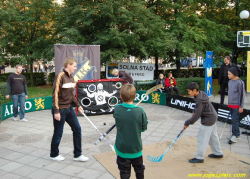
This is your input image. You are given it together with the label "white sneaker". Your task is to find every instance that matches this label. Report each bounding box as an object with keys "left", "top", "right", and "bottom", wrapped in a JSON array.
[
  {"left": 50, "top": 155, "right": 65, "bottom": 161},
  {"left": 13, "top": 117, "right": 17, "bottom": 121},
  {"left": 73, "top": 155, "right": 89, "bottom": 162},
  {"left": 230, "top": 135, "right": 237, "bottom": 143},
  {"left": 20, "top": 118, "right": 28, "bottom": 122}
]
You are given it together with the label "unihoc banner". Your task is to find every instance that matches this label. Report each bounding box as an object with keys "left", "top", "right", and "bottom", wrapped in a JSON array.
[
  {"left": 134, "top": 91, "right": 166, "bottom": 105},
  {"left": 118, "top": 63, "right": 154, "bottom": 81},
  {"left": 205, "top": 51, "right": 213, "bottom": 97},
  {"left": 212, "top": 103, "right": 250, "bottom": 130},
  {"left": 54, "top": 45, "right": 100, "bottom": 81},
  {"left": 166, "top": 95, "right": 196, "bottom": 113},
  {"left": 1, "top": 97, "right": 53, "bottom": 122}
]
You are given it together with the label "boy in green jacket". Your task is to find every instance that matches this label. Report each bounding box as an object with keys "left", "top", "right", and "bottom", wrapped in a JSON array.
[{"left": 114, "top": 84, "right": 148, "bottom": 179}]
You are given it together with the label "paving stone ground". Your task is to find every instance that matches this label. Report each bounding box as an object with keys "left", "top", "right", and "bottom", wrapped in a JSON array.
[{"left": 0, "top": 93, "right": 250, "bottom": 179}]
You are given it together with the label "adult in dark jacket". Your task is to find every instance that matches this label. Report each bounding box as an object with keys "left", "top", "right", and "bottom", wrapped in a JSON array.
[
  {"left": 218, "top": 56, "right": 236, "bottom": 104},
  {"left": 112, "top": 69, "right": 134, "bottom": 84}
]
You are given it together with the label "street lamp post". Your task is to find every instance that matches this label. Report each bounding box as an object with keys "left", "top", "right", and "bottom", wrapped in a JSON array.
[
  {"left": 239, "top": 10, "right": 250, "bottom": 70},
  {"left": 240, "top": 10, "right": 249, "bottom": 30}
]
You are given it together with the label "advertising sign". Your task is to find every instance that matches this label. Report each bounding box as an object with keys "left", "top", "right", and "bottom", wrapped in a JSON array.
[
  {"left": 205, "top": 51, "right": 213, "bottom": 96},
  {"left": 54, "top": 45, "right": 100, "bottom": 81},
  {"left": 134, "top": 91, "right": 166, "bottom": 105},
  {"left": 1, "top": 97, "right": 52, "bottom": 122}
]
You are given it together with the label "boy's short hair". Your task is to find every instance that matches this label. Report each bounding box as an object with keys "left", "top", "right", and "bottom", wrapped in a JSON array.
[
  {"left": 187, "top": 82, "right": 199, "bottom": 91},
  {"left": 120, "top": 84, "right": 136, "bottom": 102},
  {"left": 168, "top": 72, "right": 172, "bottom": 77},
  {"left": 159, "top": 73, "right": 164, "bottom": 77},
  {"left": 63, "top": 57, "right": 77, "bottom": 68}
]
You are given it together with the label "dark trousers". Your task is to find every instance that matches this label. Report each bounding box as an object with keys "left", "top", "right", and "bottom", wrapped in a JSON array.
[
  {"left": 50, "top": 107, "right": 82, "bottom": 158},
  {"left": 167, "top": 86, "right": 180, "bottom": 95},
  {"left": 116, "top": 155, "right": 145, "bottom": 179},
  {"left": 220, "top": 82, "right": 228, "bottom": 104}
]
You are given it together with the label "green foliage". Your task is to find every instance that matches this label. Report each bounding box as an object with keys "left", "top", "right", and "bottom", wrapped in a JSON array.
[
  {"left": 0, "top": 73, "right": 46, "bottom": 86},
  {"left": 48, "top": 72, "right": 55, "bottom": 85},
  {"left": 59, "top": 0, "right": 169, "bottom": 64},
  {"left": 177, "top": 78, "right": 205, "bottom": 95},
  {"left": 0, "top": 82, "right": 11, "bottom": 105},
  {"left": 135, "top": 77, "right": 205, "bottom": 95}
]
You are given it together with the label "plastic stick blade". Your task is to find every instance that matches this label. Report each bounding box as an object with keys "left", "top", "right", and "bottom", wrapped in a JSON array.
[{"left": 147, "top": 155, "right": 163, "bottom": 162}]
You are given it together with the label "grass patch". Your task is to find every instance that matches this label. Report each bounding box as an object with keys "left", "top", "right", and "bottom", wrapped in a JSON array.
[{"left": 28, "top": 85, "right": 53, "bottom": 99}]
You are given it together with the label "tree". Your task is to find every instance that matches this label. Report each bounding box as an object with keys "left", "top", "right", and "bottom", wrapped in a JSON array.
[
  {"left": 0, "top": 0, "right": 61, "bottom": 86},
  {"left": 146, "top": 0, "right": 233, "bottom": 77},
  {"left": 58, "top": 0, "right": 170, "bottom": 71}
]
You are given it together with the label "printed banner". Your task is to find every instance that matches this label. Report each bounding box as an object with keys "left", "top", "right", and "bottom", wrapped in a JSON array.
[
  {"left": 117, "top": 63, "right": 154, "bottom": 81},
  {"left": 212, "top": 103, "right": 250, "bottom": 130},
  {"left": 205, "top": 51, "right": 213, "bottom": 96},
  {"left": 247, "top": 51, "right": 250, "bottom": 92},
  {"left": 166, "top": 95, "right": 195, "bottom": 113},
  {"left": 134, "top": 91, "right": 166, "bottom": 105},
  {"left": 1, "top": 97, "right": 52, "bottom": 122},
  {"left": 54, "top": 45, "right": 100, "bottom": 81}
]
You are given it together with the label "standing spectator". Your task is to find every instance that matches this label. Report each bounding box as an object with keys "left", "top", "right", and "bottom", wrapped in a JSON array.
[
  {"left": 44, "top": 64, "right": 48, "bottom": 73},
  {"left": 227, "top": 66, "right": 245, "bottom": 143},
  {"left": 218, "top": 56, "right": 236, "bottom": 104},
  {"left": 50, "top": 57, "right": 88, "bottom": 162},
  {"left": 112, "top": 69, "right": 134, "bottom": 84},
  {"left": 39, "top": 63, "right": 44, "bottom": 72},
  {"left": 34, "top": 64, "right": 38, "bottom": 72},
  {"left": 1, "top": 64, "right": 5, "bottom": 74},
  {"left": 48, "top": 64, "right": 52, "bottom": 73},
  {"left": 165, "top": 72, "right": 181, "bottom": 95},
  {"left": 5, "top": 65, "right": 28, "bottom": 122}
]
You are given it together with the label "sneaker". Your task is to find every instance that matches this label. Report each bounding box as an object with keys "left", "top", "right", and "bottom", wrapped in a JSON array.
[
  {"left": 50, "top": 155, "right": 65, "bottom": 161},
  {"left": 208, "top": 154, "right": 223, "bottom": 158},
  {"left": 20, "top": 118, "right": 28, "bottom": 122},
  {"left": 13, "top": 117, "right": 17, "bottom": 121},
  {"left": 189, "top": 158, "right": 204, "bottom": 163},
  {"left": 230, "top": 135, "right": 237, "bottom": 143},
  {"left": 236, "top": 136, "right": 241, "bottom": 140},
  {"left": 73, "top": 155, "right": 89, "bottom": 162}
]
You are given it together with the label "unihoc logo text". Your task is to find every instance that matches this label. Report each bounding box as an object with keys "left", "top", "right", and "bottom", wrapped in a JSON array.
[{"left": 170, "top": 98, "right": 195, "bottom": 109}]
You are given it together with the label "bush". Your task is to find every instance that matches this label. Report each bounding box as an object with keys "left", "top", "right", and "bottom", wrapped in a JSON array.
[
  {"left": 48, "top": 72, "right": 55, "bottom": 84},
  {"left": 0, "top": 72, "right": 46, "bottom": 86},
  {"left": 157, "top": 67, "right": 247, "bottom": 79},
  {"left": 134, "top": 78, "right": 205, "bottom": 95},
  {"left": 0, "top": 82, "right": 11, "bottom": 105}
]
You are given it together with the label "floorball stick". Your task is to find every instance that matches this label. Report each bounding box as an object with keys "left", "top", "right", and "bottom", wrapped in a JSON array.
[
  {"left": 219, "top": 111, "right": 231, "bottom": 141},
  {"left": 80, "top": 111, "right": 115, "bottom": 151},
  {"left": 94, "top": 84, "right": 163, "bottom": 145},
  {"left": 147, "top": 129, "right": 184, "bottom": 162}
]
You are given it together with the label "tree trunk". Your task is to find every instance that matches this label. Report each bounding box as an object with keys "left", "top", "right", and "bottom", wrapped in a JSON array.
[
  {"left": 154, "top": 55, "right": 159, "bottom": 79},
  {"left": 30, "top": 58, "right": 34, "bottom": 86},
  {"left": 175, "top": 49, "right": 181, "bottom": 78}
]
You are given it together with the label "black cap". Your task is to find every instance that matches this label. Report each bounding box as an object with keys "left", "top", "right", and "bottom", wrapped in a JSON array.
[{"left": 228, "top": 66, "right": 241, "bottom": 77}]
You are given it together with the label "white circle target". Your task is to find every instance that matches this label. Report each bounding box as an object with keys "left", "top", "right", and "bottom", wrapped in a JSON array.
[
  {"left": 88, "top": 84, "right": 96, "bottom": 92},
  {"left": 108, "top": 96, "right": 118, "bottom": 106},
  {"left": 81, "top": 97, "right": 91, "bottom": 107},
  {"left": 115, "top": 82, "right": 122, "bottom": 89}
]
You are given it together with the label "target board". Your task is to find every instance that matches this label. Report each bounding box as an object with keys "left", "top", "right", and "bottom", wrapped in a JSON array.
[{"left": 76, "top": 79, "right": 125, "bottom": 115}]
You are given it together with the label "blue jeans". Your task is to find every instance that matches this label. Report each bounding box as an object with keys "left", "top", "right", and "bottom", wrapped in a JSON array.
[
  {"left": 50, "top": 107, "right": 82, "bottom": 158},
  {"left": 11, "top": 93, "right": 26, "bottom": 119},
  {"left": 229, "top": 108, "right": 240, "bottom": 137}
]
